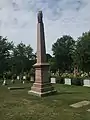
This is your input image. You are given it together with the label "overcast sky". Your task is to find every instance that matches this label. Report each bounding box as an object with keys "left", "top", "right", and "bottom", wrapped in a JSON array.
[{"left": 0, "top": 0, "right": 90, "bottom": 54}]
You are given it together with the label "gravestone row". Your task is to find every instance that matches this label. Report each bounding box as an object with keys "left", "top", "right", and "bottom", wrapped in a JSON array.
[
  {"left": 1, "top": 76, "right": 34, "bottom": 86},
  {"left": 1, "top": 75, "right": 90, "bottom": 88},
  {"left": 64, "top": 78, "right": 90, "bottom": 87},
  {"left": 50, "top": 77, "right": 90, "bottom": 87}
]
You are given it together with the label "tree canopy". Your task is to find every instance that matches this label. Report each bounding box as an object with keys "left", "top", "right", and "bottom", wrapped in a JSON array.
[
  {"left": 74, "top": 31, "right": 90, "bottom": 72},
  {"left": 0, "top": 36, "right": 13, "bottom": 74},
  {"left": 52, "top": 35, "right": 75, "bottom": 73},
  {"left": 0, "top": 30, "right": 90, "bottom": 77}
]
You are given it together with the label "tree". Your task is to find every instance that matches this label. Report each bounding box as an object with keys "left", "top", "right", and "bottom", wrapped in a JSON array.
[
  {"left": 49, "top": 57, "right": 57, "bottom": 74},
  {"left": 11, "top": 42, "right": 35, "bottom": 75},
  {"left": 52, "top": 35, "right": 75, "bottom": 74},
  {"left": 0, "top": 36, "right": 13, "bottom": 74},
  {"left": 46, "top": 53, "right": 57, "bottom": 74},
  {"left": 46, "top": 53, "right": 52, "bottom": 62},
  {"left": 75, "top": 31, "right": 90, "bottom": 72}
]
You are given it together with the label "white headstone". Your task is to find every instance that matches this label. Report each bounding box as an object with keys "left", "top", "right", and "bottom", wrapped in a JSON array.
[
  {"left": 30, "top": 76, "right": 34, "bottom": 82},
  {"left": 17, "top": 76, "right": 19, "bottom": 80},
  {"left": 87, "top": 109, "right": 90, "bottom": 112},
  {"left": 23, "top": 76, "right": 26, "bottom": 80},
  {"left": 11, "top": 79, "right": 14, "bottom": 83},
  {"left": 51, "top": 77, "right": 56, "bottom": 84},
  {"left": 65, "top": 78, "right": 71, "bottom": 85},
  {"left": 2, "top": 80, "right": 6, "bottom": 85},
  {"left": 83, "top": 79, "right": 90, "bottom": 87},
  {"left": 23, "top": 81, "right": 25, "bottom": 84}
]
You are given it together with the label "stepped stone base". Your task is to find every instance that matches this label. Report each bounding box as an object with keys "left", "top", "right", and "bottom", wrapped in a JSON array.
[
  {"left": 28, "top": 83, "right": 56, "bottom": 97},
  {"left": 28, "top": 89, "right": 56, "bottom": 97}
]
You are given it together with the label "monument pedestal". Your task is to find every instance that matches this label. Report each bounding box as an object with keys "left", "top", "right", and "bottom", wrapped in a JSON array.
[
  {"left": 28, "top": 89, "right": 56, "bottom": 97},
  {"left": 28, "top": 63, "right": 56, "bottom": 97}
]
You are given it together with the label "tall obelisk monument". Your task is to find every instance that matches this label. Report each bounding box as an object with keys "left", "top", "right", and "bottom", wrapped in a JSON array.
[{"left": 28, "top": 11, "right": 56, "bottom": 97}]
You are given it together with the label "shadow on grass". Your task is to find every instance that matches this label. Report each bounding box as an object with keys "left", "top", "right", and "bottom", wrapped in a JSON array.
[
  {"left": 44, "top": 91, "right": 83, "bottom": 97},
  {"left": 58, "top": 91, "right": 83, "bottom": 95}
]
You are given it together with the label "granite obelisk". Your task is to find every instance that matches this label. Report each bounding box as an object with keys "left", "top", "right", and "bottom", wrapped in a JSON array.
[{"left": 28, "top": 11, "right": 56, "bottom": 97}]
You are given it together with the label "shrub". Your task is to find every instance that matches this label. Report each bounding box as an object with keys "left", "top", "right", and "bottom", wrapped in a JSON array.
[{"left": 71, "top": 77, "right": 83, "bottom": 86}]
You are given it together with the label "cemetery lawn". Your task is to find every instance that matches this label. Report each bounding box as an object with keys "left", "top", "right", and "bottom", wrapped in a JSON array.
[{"left": 0, "top": 83, "right": 90, "bottom": 120}]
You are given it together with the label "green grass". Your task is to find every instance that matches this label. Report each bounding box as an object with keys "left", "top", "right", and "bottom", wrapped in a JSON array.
[{"left": 0, "top": 81, "right": 90, "bottom": 120}]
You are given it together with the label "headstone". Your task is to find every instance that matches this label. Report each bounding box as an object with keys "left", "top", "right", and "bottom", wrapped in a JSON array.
[
  {"left": 11, "top": 79, "right": 15, "bottom": 84},
  {"left": 23, "top": 81, "right": 25, "bottom": 84},
  {"left": 83, "top": 79, "right": 90, "bottom": 87},
  {"left": 51, "top": 77, "right": 56, "bottom": 83},
  {"left": 87, "top": 109, "right": 90, "bottom": 112},
  {"left": 70, "top": 101, "right": 90, "bottom": 108},
  {"left": 17, "top": 76, "right": 19, "bottom": 80},
  {"left": 30, "top": 76, "right": 34, "bottom": 82},
  {"left": 65, "top": 78, "right": 71, "bottom": 85},
  {"left": 23, "top": 76, "right": 26, "bottom": 80},
  {"left": 2, "top": 80, "right": 7, "bottom": 85}
]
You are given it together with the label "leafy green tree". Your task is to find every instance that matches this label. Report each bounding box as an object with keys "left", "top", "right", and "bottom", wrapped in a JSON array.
[
  {"left": 75, "top": 31, "right": 90, "bottom": 72},
  {"left": 46, "top": 53, "right": 52, "bottom": 62},
  {"left": 52, "top": 35, "right": 75, "bottom": 74},
  {"left": 25, "top": 45, "right": 36, "bottom": 73},
  {"left": 0, "top": 36, "right": 13, "bottom": 74},
  {"left": 49, "top": 57, "right": 57, "bottom": 74},
  {"left": 46, "top": 53, "right": 57, "bottom": 74},
  {"left": 10, "top": 42, "right": 35, "bottom": 75}
]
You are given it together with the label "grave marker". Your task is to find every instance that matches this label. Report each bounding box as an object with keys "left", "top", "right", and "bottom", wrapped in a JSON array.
[
  {"left": 2, "top": 80, "right": 7, "bottom": 85},
  {"left": 65, "top": 78, "right": 71, "bottom": 85},
  {"left": 83, "top": 79, "right": 90, "bottom": 87},
  {"left": 51, "top": 78, "right": 56, "bottom": 83},
  {"left": 70, "top": 101, "right": 90, "bottom": 108}
]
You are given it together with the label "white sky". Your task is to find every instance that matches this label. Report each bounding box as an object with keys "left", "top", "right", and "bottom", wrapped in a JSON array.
[{"left": 0, "top": 0, "right": 90, "bottom": 54}]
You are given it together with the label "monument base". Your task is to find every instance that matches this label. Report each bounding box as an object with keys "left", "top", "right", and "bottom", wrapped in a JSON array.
[
  {"left": 28, "top": 89, "right": 56, "bottom": 97},
  {"left": 28, "top": 82, "right": 57, "bottom": 97}
]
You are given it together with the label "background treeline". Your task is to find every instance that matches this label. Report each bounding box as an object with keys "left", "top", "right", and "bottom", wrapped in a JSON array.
[{"left": 0, "top": 30, "right": 90, "bottom": 79}]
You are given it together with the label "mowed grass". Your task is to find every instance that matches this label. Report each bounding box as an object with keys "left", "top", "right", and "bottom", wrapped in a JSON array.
[{"left": 0, "top": 81, "right": 90, "bottom": 120}]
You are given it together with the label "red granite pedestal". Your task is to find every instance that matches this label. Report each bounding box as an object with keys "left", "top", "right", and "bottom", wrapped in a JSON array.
[
  {"left": 28, "top": 11, "right": 56, "bottom": 97},
  {"left": 28, "top": 63, "right": 56, "bottom": 97}
]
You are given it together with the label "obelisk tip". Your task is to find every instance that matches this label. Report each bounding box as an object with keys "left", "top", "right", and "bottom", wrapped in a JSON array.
[{"left": 37, "top": 11, "right": 43, "bottom": 23}]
